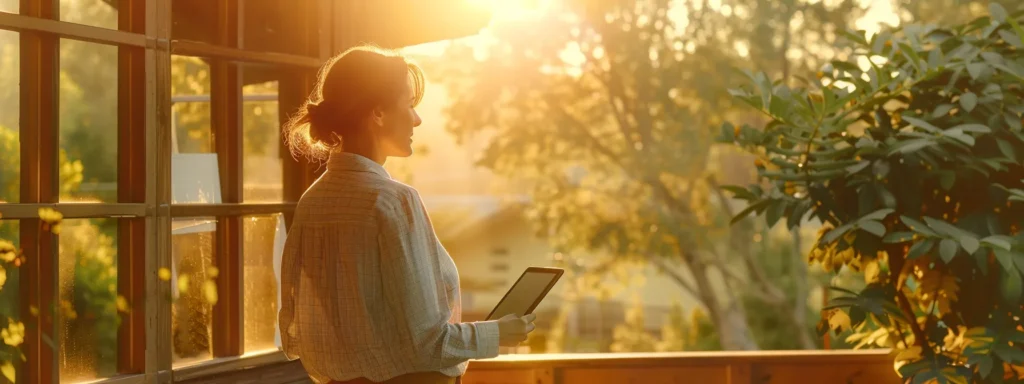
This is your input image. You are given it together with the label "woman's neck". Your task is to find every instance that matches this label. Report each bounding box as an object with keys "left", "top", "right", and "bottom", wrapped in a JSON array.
[{"left": 340, "top": 142, "right": 385, "bottom": 166}]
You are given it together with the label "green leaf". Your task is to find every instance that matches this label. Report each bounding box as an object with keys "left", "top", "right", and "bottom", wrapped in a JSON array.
[
  {"left": 890, "top": 139, "right": 936, "bottom": 155},
  {"left": 982, "top": 235, "right": 1014, "bottom": 251},
  {"left": 959, "top": 92, "right": 978, "bottom": 112},
  {"left": 722, "top": 185, "right": 757, "bottom": 201},
  {"left": 899, "top": 42, "right": 923, "bottom": 70},
  {"left": 960, "top": 235, "right": 980, "bottom": 254},
  {"left": 927, "top": 47, "right": 944, "bottom": 69},
  {"left": 999, "top": 30, "right": 1024, "bottom": 49},
  {"left": 849, "top": 306, "right": 866, "bottom": 327},
  {"left": 940, "top": 238, "right": 959, "bottom": 263},
  {"left": 765, "top": 200, "right": 786, "bottom": 228},
  {"left": 883, "top": 231, "right": 915, "bottom": 243},
  {"left": 878, "top": 185, "right": 897, "bottom": 208},
  {"left": 860, "top": 220, "right": 886, "bottom": 237},
  {"left": 1000, "top": 269, "right": 1023, "bottom": 306},
  {"left": 846, "top": 160, "right": 870, "bottom": 174},
  {"left": 945, "top": 131, "right": 976, "bottom": 146},
  {"left": 990, "top": 3, "right": 1008, "bottom": 22},
  {"left": 907, "top": 239, "right": 934, "bottom": 259},
  {"left": 731, "top": 199, "right": 771, "bottom": 225},
  {"left": 977, "top": 355, "right": 994, "bottom": 378},
  {"left": 995, "top": 248, "right": 1015, "bottom": 272},
  {"left": 950, "top": 124, "right": 991, "bottom": 133},
  {"left": 967, "top": 63, "right": 987, "bottom": 80},
  {"left": 997, "top": 138, "right": 1017, "bottom": 161},
  {"left": 923, "top": 217, "right": 970, "bottom": 238},
  {"left": 903, "top": 116, "right": 942, "bottom": 133},
  {"left": 931, "top": 104, "right": 954, "bottom": 119},
  {"left": 1009, "top": 17, "right": 1024, "bottom": 47},
  {"left": 824, "top": 222, "right": 856, "bottom": 243},
  {"left": 901, "top": 216, "right": 940, "bottom": 237},
  {"left": 861, "top": 208, "right": 895, "bottom": 221},
  {"left": 994, "top": 342, "right": 1024, "bottom": 363},
  {"left": 939, "top": 171, "right": 956, "bottom": 190}
]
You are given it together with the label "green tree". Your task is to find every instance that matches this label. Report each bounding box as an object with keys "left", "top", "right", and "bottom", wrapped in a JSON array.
[
  {"left": 721, "top": 4, "right": 1024, "bottom": 382},
  {"left": 895, "top": 0, "right": 1020, "bottom": 26},
  {"left": 428, "top": 0, "right": 862, "bottom": 350}
]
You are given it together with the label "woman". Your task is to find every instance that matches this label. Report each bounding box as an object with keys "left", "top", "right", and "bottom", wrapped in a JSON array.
[{"left": 279, "top": 46, "right": 537, "bottom": 384}]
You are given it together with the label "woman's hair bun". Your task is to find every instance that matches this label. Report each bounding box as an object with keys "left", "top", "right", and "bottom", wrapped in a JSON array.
[{"left": 305, "top": 101, "right": 322, "bottom": 117}]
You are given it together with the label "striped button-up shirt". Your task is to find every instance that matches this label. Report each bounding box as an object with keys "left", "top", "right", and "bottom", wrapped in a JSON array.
[{"left": 279, "top": 153, "right": 501, "bottom": 383}]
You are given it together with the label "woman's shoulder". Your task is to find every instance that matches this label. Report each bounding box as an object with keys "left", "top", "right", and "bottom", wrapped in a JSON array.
[{"left": 373, "top": 179, "right": 423, "bottom": 212}]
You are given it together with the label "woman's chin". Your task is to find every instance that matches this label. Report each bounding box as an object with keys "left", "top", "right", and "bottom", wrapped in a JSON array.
[{"left": 390, "top": 147, "right": 414, "bottom": 158}]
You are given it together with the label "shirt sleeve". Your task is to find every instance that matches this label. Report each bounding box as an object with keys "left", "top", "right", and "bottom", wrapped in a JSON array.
[
  {"left": 376, "top": 187, "right": 501, "bottom": 368},
  {"left": 278, "top": 224, "right": 302, "bottom": 361}
]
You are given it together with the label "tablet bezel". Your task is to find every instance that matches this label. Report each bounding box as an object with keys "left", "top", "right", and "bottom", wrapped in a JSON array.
[{"left": 485, "top": 266, "right": 564, "bottom": 320}]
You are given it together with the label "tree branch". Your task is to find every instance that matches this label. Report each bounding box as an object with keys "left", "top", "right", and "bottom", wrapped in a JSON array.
[
  {"left": 648, "top": 256, "right": 700, "bottom": 297},
  {"left": 706, "top": 176, "right": 789, "bottom": 304}
]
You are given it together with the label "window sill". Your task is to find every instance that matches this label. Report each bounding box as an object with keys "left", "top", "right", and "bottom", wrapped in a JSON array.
[{"left": 171, "top": 349, "right": 291, "bottom": 382}]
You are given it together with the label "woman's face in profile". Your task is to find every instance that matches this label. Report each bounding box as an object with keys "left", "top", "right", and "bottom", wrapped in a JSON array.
[{"left": 376, "top": 78, "right": 422, "bottom": 158}]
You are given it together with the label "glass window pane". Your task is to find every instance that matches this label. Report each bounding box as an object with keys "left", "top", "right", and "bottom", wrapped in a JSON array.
[
  {"left": 171, "top": 56, "right": 221, "bottom": 205},
  {"left": 171, "top": 0, "right": 220, "bottom": 46},
  {"left": 171, "top": 217, "right": 216, "bottom": 366},
  {"left": 0, "top": 220, "right": 19, "bottom": 379},
  {"left": 0, "top": 0, "right": 16, "bottom": 13},
  {"left": 60, "top": 0, "right": 118, "bottom": 30},
  {"left": 242, "top": 67, "right": 282, "bottom": 203},
  {"left": 59, "top": 39, "right": 118, "bottom": 203},
  {"left": 58, "top": 218, "right": 119, "bottom": 382},
  {"left": 241, "top": 1, "right": 312, "bottom": 56},
  {"left": 0, "top": 220, "right": 20, "bottom": 317},
  {"left": 242, "top": 214, "right": 286, "bottom": 352},
  {"left": 0, "top": 30, "right": 18, "bottom": 203},
  {"left": 171, "top": 56, "right": 213, "bottom": 154}
]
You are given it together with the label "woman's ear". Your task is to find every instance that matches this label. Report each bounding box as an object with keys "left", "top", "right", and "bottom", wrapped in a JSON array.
[{"left": 371, "top": 108, "right": 385, "bottom": 127}]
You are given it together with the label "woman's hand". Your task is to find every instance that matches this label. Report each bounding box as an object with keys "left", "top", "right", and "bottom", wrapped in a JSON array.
[{"left": 497, "top": 313, "right": 537, "bottom": 347}]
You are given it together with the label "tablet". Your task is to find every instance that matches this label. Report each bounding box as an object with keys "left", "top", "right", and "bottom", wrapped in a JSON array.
[{"left": 486, "top": 267, "right": 564, "bottom": 320}]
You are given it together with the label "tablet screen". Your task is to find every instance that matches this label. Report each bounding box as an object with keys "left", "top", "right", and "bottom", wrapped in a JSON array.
[{"left": 486, "top": 268, "right": 563, "bottom": 320}]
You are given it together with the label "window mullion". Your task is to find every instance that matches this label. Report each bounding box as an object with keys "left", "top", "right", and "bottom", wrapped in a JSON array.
[
  {"left": 117, "top": 0, "right": 149, "bottom": 374},
  {"left": 210, "top": 0, "right": 242, "bottom": 358},
  {"left": 18, "top": 0, "right": 59, "bottom": 383}
]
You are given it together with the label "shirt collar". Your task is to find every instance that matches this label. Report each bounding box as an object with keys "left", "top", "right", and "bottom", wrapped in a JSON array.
[{"left": 327, "top": 152, "right": 392, "bottom": 179}]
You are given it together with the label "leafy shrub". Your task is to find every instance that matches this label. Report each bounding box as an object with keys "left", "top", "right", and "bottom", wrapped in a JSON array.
[{"left": 721, "top": 4, "right": 1024, "bottom": 382}]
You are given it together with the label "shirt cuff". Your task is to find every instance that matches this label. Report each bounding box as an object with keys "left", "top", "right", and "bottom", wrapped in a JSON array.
[{"left": 475, "top": 320, "right": 501, "bottom": 359}]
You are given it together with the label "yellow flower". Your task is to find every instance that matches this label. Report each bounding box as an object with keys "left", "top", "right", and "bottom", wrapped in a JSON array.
[
  {"left": 178, "top": 274, "right": 190, "bottom": 293},
  {"left": 203, "top": 280, "right": 218, "bottom": 305},
  {"left": 1, "top": 321, "right": 25, "bottom": 347},
  {"left": 158, "top": 268, "right": 171, "bottom": 281},
  {"left": 206, "top": 266, "right": 219, "bottom": 279},
  {"left": 0, "top": 266, "right": 6, "bottom": 291},
  {"left": 0, "top": 240, "right": 15, "bottom": 263},
  {"left": 116, "top": 296, "right": 130, "bottom": 313},
  {"left": 50, "top": 223, "right": 62, "bottom": 235},
  {"left": 37, "top": 207, "right": 63, "bottom": 224},
  {"left": 0, "top": 250, "right": 15, "bottom": 263},
  {"left": 28, "top": 306, "right": 39, "bottom": 317},
  {"left": 1, "top": 361, "right": 14, "bottom": 384}
]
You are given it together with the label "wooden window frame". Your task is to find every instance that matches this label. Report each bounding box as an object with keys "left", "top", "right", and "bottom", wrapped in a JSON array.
[{"left": 0, "top": 0, "right": 326, "bottom": 383}]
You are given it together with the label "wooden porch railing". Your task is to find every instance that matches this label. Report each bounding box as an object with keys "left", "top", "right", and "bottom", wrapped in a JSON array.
[
  {"left": 172, "top": 349, "right": 900, "bottom": 383},
  {"left": 462, "top": 350, "right": 900, "bottom": 384}
]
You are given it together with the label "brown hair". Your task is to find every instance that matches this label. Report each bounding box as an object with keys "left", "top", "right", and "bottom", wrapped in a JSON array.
[{"left": 284, "top": 45, "right": 425, "bottom": 161}]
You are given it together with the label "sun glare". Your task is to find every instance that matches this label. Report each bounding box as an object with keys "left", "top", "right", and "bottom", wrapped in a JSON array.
[{"left": 466, "top": 0, "right": 550, "bottom": 19}]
